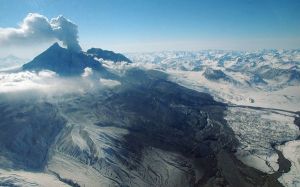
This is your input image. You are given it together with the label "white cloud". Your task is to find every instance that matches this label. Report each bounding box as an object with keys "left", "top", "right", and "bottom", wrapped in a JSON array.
[
  {"left": 0, "top": 71, "right": 86, "bottom": 94},
  {"left": 99, "top": 78, "right": 121, "bottom": 87},
  {"left": 0, "top": 13, "right": 81, "bottom": 52},
  {"left": 38, "top": 70, "right": 57, "bottom": 78},
  {"left": 0, "top": 71, "right": 47, "bottom": 93},
  {"left": 0, "top": 70, "right": 122, "bottom": 95},
  {"left": 81, "top": 67, "right": 93, "bottom": 77}
]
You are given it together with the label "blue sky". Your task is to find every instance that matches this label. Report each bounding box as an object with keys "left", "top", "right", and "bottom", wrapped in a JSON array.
[{"left": 0, "top": 0, "right": 300, "bottom": 55}]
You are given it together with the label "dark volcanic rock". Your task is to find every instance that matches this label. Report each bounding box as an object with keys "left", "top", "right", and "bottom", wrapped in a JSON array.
[
  {"left": 0, "top": 100, "right": 65, "bottom": 170},
  {"left": 250, "top": 74, "right": 267, "bottom": 85},
  {"left": 87, "top": 48, "right": 132, "bottom": 63},
  {"left": 203, "top": 68, "right": 241, "bottom": 86},
  {"left": 204, "top": 68, "right": 228, "bottom": 81},
  {"left": 23, "top": 43, "right": 109, "bottom": 76}
]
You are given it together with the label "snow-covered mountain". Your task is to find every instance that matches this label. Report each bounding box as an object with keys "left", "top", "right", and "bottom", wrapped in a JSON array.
[
  {"left": 0, "top": 46, "right": 299, "bottom": 187},
  {"left": 128, "top": 50, "right": 300, "bottom": 88},
  {"left": 127, "top": 50, "right": 300, "bottom": 111}
]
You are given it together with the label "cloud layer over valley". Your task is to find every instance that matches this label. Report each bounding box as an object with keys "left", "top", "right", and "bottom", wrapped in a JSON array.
[{"left": 0, "top": 70, "right": 121, "bottom": 97}]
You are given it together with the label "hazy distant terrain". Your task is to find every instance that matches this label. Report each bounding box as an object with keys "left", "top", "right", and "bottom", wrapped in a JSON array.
[{"left": 0, "top": 55, "right": 27, "bottom": 70}]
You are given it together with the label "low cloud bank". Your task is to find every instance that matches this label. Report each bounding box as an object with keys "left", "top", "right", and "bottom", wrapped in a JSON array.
[{"left": 0, "top": 70, "right": 121, "bottom": 95}]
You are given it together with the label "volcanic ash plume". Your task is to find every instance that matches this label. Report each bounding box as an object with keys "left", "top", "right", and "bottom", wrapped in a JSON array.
[{"left": 0, "top": 13, "right": 82, "bottom": 51}]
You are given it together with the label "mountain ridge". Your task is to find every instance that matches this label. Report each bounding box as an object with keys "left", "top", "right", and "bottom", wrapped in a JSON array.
[{"left": 22, "top": 43, "right": 132, "bottom": 76}]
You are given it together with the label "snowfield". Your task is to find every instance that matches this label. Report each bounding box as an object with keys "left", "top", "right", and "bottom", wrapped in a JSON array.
[
  {"left": 168, "top": 71, "right": 300, "bottom": 112},
  {"left": 127, "top": 50, "right": 300, "bottom": 112},
  {"left": 278, "top": 140, "right": 300, "bottom": 187},
  {"left": 225, "top": 107, "right": 299, "bottom": 174},
  {"left": 0, "top": 169, "right": 69, "bottom": 187}
]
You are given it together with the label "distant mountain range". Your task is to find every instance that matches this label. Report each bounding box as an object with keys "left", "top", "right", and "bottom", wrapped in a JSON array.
[
  {"left": 0, "top": 55, "right": 27, "bottom": 70},
  {"left": 128, "top": 50, "right": 300, "bottom": 89}
]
